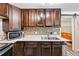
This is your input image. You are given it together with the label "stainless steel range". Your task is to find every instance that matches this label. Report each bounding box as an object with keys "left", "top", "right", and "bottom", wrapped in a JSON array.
[{"left": 0, "top": 43, "right": 11, "bottom": 51}]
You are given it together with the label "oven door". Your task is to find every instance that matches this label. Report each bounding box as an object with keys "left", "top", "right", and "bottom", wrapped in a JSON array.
[{"left": 0, "top": 43, "right": 11, "bottom": 51}]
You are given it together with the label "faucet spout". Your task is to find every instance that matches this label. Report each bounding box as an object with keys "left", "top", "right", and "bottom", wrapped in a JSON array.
[{"left": 47, "top": 32, "right": 52, "bottom": 39}]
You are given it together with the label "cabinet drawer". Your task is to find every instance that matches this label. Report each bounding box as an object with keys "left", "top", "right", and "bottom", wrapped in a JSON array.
[
  {"left": 53, "top": 42, "right": 64, "bottom": 45},
  {"left": 24, "top": 42, "right": 38, "bottom": 48},
  {"left": 41, "top": 42, "right": 51, "bottom": 48}
]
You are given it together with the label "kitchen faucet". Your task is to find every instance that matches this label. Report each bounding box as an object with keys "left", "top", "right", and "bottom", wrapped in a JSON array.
[{"left": 47, "top": 32, "right": 52, "bottom": 39}]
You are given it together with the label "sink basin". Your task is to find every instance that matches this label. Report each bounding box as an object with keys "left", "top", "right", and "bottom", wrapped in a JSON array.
[{"left": 41, "top": 36, "right": 60, "bottom": 40}]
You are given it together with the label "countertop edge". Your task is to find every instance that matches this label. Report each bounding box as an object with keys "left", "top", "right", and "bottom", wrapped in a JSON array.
[{"left": 0, "top": 35, "right": 71, "bottom": 43}]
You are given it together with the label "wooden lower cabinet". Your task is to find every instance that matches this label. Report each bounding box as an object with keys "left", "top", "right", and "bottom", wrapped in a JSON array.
[
  {"left": 52, "top": 42, "right": 62, "bottom": 56},
  {"left": 52, "top": 45, "right": 62, "bottom": 56},
  {"left": 41, "top": 42, "right": 51, "bottom": 56},
  {"left": 24, "top": 42, "right": 38, "bottom": 56},
  {"left": 41, "top": 48, "right": 51, "bottom": 56},
  {"left": 24, "top": 47, "right": 38, "bottom": 56},
  {"left": 13, "top": 42, "right": 62, "bottom": 56},
  {"left": 13, "top": 42, "right": 24, "bottom": 56}
]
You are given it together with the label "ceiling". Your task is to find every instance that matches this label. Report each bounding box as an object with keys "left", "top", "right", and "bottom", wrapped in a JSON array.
[{"left": 10, "top": 3, "right": 79, "bottom": 14}]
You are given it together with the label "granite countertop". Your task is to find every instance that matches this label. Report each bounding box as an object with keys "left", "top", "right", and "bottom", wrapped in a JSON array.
[{"left": 0, "top": 35, "right": 71, "bottom": 43}]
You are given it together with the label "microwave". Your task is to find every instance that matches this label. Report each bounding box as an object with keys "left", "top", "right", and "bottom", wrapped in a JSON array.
[{"left": 8, "top": 31, "right": 23, "bottom": 40}]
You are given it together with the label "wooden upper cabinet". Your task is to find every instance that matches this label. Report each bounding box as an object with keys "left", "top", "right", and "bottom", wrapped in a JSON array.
[
  {"left": 8, "top": 4, "right": 13, "bottom": 31},
  {"left": 21, "top": 9, "right": 61, "bottom": 27},
  {"left": 12, "top": 6, "right": 18, "bottom": 30},
  {"left": 21, "top": 9, "right": 29, "bottom": 27},
  {"left": 53, "top": 9, "right": 61, "bottom": 27},
  {"left": 37, "top": 9, "right": 45, "bottom": 26},
  {"left": 3, "top": 4, "right": 8, "bottom": 17},
  {"left": 0, "top": 3, "right": 5, "bottom": 16},
  {"left": 12, "top": 6, "right": 21, "bottom": 30},
  {"left": 8, "top": 4, "right": 21, "bottom": 31},
  {"left": 17, "top": 7, "right": 21, "bottom": 30},
  {"left": 8, "top": 4, "right": 13, "bottom": 30},
  {"left": 46, "top": 9, "right": 53, "bottom": 26},
  {"left": 29, "top": 9, "right": 37, "bottom": 26},
  {"left": 0, "top": 3, "right": 8, "bottom": 18},
  {"left": 2, "top": 4, "right": 21, "bottom": 31}
]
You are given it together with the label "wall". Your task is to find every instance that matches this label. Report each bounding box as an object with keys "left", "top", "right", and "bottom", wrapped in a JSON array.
[
  {"left": 61, "top": 16, "right": 72, "bottom": 33},
  {"left": 0, "top": 19, "right": 4, "bottom": 40},
  {"left": 0, "top": 19, "right": 4, "bottom": 34},
  {"left": 23, "top": 27, "right": 60, "bottom": 35}
]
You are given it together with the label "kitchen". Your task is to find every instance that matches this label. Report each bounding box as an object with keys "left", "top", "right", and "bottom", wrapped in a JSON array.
[{"left": 0, "top": 3, "right": 78, "bottom": 56}]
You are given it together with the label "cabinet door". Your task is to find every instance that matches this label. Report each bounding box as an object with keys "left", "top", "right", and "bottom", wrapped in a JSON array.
[
  {"left": 17, "top": 7, "right": 21, "bottom": 30},
  {"left": 53, "top": 9, "right": 61, "bottom": 27},
  {"left": 0, "top": 3, "right": 8, "bottom": 17},
  {"left": 13, "top": 42, "right": 24, "bottom": 56},
  {"left": 24, "top": 47, "right": 38, "bottom": 56},
  {"left": 12, "top": 5, "right": 21, "bottom": 30},
  {"left": 37, "top": 9, "right": 45, "bottom": 26},
  {"left": 52, "top": 45, "right": 62, "bottom": 56},
  {"left": 3, "top": 3, "right": 8, "bottom": 17},
  {"left": 8, "top": 4, "right": 13, "bottom": 31},
  {"left": 3, "top": 19, "right": 9, "bottom": 32},
  {"left": 0, "top": 3, "right": 4, "bottom": 16},
  {"left": 12, "top": 6, "right": 18, "bottom": 30},
  {"left": 0, "top": 4, "right": 1, "bottom": 15},
  {"left": 29, "top": 9, "right": 36, "bottom": 26},
  {"left": 52, "top": 42, "right": 62, "bottom": 56},
  {"left": 41, "top": 42, "right": 51, "bottom": 56},
  {"left": 21, "top": 9, "right": 29, "bottom": 27},
  {"left": 24, "top": 42, "right": 38, "bottom": 56},
  {"left": 46, "top": 9, "right": 53, "bottom": 26}
]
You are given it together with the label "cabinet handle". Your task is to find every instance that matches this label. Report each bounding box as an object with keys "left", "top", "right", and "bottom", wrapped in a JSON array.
[
  {"left": 42, "top": 45, "right": 51, "bottom": 48},
  {"left": 54, "top": 43, "right": 61, "bottom": 45},
  {"left": 53, "top": 45, "right": 62, "bottom": 47}
]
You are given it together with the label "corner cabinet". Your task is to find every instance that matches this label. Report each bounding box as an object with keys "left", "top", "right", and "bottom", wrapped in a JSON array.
[
  {"left": 13, "top": 42, "right": 24, "bottom": 56},
  {"left": 7, "top": 4, "right": 21, "bottom": 31},
  {"left": 2, "top": 4, "right": 21, "bottom": 31}
]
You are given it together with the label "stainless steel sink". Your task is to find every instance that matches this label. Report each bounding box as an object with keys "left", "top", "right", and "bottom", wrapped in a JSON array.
[{"left": 41, "top": 36, "right": 60, "bottom": 40}]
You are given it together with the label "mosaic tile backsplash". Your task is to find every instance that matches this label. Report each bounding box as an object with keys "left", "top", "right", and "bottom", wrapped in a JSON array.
[{"left": 23, "top": 27, "right": 60, "bottom": 35}]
